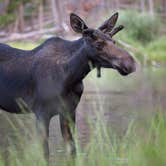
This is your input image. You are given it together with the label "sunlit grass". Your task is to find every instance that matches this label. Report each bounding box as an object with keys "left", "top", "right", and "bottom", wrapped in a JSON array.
[{"left": 7, "top": 41, "right": 39, "bottom": 50}]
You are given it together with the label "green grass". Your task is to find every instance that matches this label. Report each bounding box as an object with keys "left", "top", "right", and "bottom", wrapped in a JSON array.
[
  {"left": 0, "top": 110, "right": 166, "bottom": 166},
  {"left": 0, "top": 142, "right": 47, "bottom": 166},
  {"left": 145, "top": 37, "right": 166, "bottom": 62},
  {"left": 127, "top": 111, "right": 166, "bottom": 166},
  {"left": 7, "top": 41, "right": 39, "bottom": 50},
  {"left": 0, "top": 113, "right": 47, "bottom": 166}
]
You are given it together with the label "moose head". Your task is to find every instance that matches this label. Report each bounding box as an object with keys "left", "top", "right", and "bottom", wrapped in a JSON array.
[{"left": 70, "top": 12, "right": 136, "bottom": 77}]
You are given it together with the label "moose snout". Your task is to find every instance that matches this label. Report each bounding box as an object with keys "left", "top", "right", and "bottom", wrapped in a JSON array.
[{"left": 121, "top": 56, "right": 136, "bottom": 75}]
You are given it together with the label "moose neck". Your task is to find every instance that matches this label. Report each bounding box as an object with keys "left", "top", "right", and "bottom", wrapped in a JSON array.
[{"left": 64, "top": 38, "right": 94, "bottom": 88}]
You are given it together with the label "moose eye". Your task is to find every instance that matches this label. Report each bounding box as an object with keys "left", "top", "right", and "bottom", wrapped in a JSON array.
[{"left": 95, "top": 41, "right": 105, "bottom": 50}]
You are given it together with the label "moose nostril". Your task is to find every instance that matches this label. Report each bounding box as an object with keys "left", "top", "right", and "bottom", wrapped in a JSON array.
[
  {"left": 124, "top": 60, "right": 136, "bottom": 73},
  {"left": 123, "top": 66, "right": 130, "bottom": 73}
]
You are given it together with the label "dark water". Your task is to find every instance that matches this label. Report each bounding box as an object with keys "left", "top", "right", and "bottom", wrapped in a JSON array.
[{"left": 0, "top": 67, "right": 165, "bottom": 165}]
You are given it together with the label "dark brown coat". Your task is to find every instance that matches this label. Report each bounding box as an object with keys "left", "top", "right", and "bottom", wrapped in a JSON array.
[{"left": 0, "top": 13, "right": 136, "bottom": 164}]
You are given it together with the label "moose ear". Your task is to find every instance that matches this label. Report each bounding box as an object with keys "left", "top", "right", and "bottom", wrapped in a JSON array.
[
  {"left": 98, "top": 12, "right": 119, "bottom": 33},
  {"left": 70, "top": 13, "right": 88, "bottom": 33}
]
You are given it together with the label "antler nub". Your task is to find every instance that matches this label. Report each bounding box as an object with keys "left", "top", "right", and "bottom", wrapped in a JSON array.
[{"left": 109, "top": 25, "right": 124, "bottom": 37}]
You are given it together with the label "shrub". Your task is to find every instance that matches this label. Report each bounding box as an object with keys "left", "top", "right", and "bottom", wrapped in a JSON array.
[
  {"left": 0, "top": 14, "right": 15, "bottom": 27},
  {"left": 118, "top": 10, "right": 161, "bottom": 43},
  {"left": 145, "top": 37, "right": 166, "bottom": 62}
]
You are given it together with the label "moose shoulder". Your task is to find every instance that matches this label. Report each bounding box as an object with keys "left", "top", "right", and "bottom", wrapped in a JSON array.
[{"left": 0, "top": 12, "right": 136, "bottom": 164}]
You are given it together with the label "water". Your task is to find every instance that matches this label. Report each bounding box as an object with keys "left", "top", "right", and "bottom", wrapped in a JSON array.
[
  {"left": 77, "top": 66, "right": 166, "bottom": 146},
  {"left": 0, "top": 66, "right": 165, "bottom": 165}
]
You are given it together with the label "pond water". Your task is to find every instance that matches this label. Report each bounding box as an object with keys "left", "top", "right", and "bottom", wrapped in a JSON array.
[{"left": 0, "top": 66, "right": 165, "bottom": 165}]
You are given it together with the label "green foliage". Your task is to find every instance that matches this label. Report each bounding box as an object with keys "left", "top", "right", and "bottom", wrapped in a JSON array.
[
  {"left": 0, "top": 14, "right": 15, "bottom": 27},
  {"left": 145, "top": 37, "right": 166, "bottom": 62},
  {"left": 0, "top": 0, "right": 35, "bottom": 27},
  {"left": 118, "top": 10, "right": 161, "bottom": 43},
  {"left": 7, "top": 0, "right": 20, "bottom": 13},
  {"left": 128, "top": 111, "right": 166, "bottom": 166},
  {"left": 24, "top": 3, "right": 36, "bottom": 17},
  {"left": 115, "top": 12, "right": 166, "bottom": 64},
  {"left": 0, "top": 1, "right": 20, "bottom": 27},
  {"left": 7, "top": 0, "right": 32, "bottom": 13}
]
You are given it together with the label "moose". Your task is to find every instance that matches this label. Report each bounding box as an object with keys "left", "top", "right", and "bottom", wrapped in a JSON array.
[{"left": 0, "top": 12, "right": 136, "bottom": 164}]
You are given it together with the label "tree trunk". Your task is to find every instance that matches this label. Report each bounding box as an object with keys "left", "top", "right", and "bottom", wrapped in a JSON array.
[
  {"left": 162, "top": 0, "right": 166, "bottom": 13},
  {"left": 13, "top": 18, "right": 19, "bottom": 33},
  {"left": 50, "top": 0, "right": 57, "bottom": 26},
  {"left": 0, "top": 0, "right": 9, "bottom": 14},
  {"left": 4, "top": 0, "right": 9, "bottom": 6},
  {"left": 148, "top": 0, "right": 154, "bottom": 16},
  {"left": 55, "top": 0, "right": 64, "bottom": 28},
  {"left": 38, "top": 1, "right": 44, "bottom": 30},
  {"left": 18, "top": 2, "right": 25, "bottom": 32},
  {"left": 115, "top": 0, "right": 120, "bottom": 9},
  {"left": 50, "top": 0, "right": 64, "bottom": 29},
  {"left": 140, "top": 0, "right": 145, "bottom": 13}
]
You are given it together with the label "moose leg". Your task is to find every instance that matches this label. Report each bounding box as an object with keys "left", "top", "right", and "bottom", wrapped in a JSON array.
[
  {"left": 60, "top": 113, "right": 76, "bottom": 155},
  {"left": 35, "top": 113, "right": 51, "bottom": 165}
]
